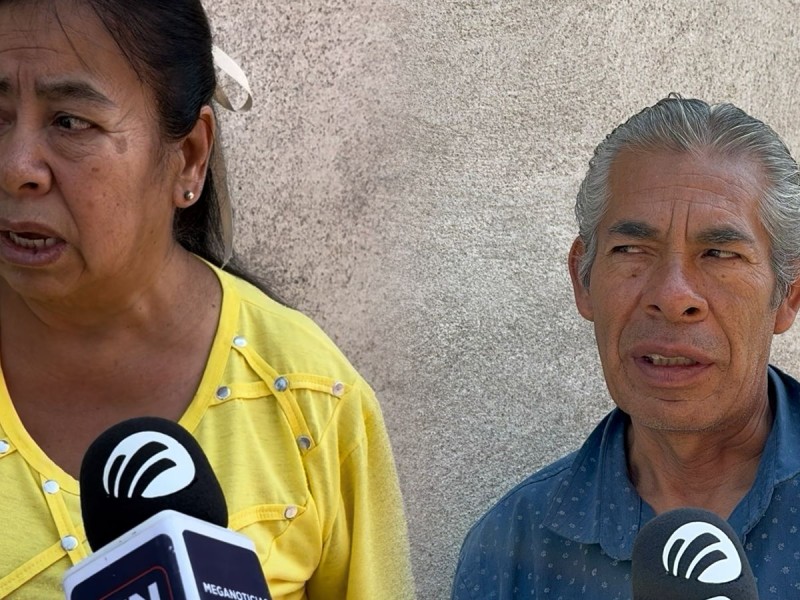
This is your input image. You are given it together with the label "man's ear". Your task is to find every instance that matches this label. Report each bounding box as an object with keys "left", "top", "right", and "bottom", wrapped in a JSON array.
[
  {"left": 774, "top": 277, "right": 800, "bottom": 334},
  {"left": 568, "top": 237, "right": 594, "bottom": 322},
  {"left": 174, "top": 105, "right": 215, "bottom": 207}
]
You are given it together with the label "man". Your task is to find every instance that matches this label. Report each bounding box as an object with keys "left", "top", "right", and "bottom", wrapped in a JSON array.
[{"left": 452, "top": 96, "right": 800, "bottom": 599}]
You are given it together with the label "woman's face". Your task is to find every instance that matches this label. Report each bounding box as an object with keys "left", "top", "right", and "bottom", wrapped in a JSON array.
[{"left": 0, "top": 2, "right": 184, "bottom": 306}]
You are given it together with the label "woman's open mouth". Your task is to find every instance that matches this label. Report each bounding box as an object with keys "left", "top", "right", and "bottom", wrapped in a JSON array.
[
  {"left": 0, "top": 229, "right": 67, "bottom": 266},
  {"left": 7, "top": 231, "right": 60, "bottom": 250}
]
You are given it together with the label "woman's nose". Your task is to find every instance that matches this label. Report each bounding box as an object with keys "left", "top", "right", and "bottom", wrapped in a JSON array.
[{"left": 0, "top": 126, "right": 52, "bottom": 198}]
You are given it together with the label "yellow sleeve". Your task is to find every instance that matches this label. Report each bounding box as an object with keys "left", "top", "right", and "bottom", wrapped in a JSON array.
[{"left": 305, "top": 380, "right": 415, "bottom": 599}]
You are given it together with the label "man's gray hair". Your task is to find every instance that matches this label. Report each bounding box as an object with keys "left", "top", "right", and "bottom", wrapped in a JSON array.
[{"left": 575, "top": 95, "right": 800, "bottom": 307}]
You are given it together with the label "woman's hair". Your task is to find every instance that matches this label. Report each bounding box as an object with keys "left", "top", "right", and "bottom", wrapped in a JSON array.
[
  {"left": 72, "top": 0, "right": 281, "bottom": 299},
  {"left": 575, "top": 95, "right": 800, "bottom": 308}
]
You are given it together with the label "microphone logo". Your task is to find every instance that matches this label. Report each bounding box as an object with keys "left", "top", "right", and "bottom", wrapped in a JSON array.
[
  {"left": 661, "top": 521, "right": 743, "bottom": 584},
  {"left": 102, "top": 431, "right": 196, "bottom": 499}
]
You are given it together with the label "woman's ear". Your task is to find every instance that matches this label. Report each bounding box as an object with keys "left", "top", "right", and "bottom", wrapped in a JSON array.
[{"left": 174, "top": 105, "right": 216, "bottom": 207}]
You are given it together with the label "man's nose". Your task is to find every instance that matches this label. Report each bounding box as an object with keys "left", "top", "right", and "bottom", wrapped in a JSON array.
[
  {"left": 0, "top": 126, "right": 52, "bottom": 198},
  {"left": 642, "top": 255, "right": 708, "bottom": 322}
]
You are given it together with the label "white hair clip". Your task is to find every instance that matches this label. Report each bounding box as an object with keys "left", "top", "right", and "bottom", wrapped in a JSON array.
[{"left": 212, "top": 46, "right": 253, "bottom": 113}]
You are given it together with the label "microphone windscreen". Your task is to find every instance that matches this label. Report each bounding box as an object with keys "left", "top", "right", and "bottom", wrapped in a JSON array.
[
  {"left": 79, "top": 416, "right": 227, "bottom": 551},
  {"left": 631, "top": 507, "right": 757, "bottom": 600}
]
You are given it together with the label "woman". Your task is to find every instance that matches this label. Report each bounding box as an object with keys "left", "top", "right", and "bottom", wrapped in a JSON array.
[{"left": 0, "top": 1, "right": 414, "bottom": 598}]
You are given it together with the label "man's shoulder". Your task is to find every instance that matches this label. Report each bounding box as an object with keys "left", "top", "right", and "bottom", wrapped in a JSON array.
[
  {"left": 452, "top": 412, "right": 630, "bottom": 599},
  {"left": 504, "top": 451, "right": 579, "bottom": 503},
  {"left": 457, "top": 410, "right": 625, "bottom": 552},
  {"left": 463, "top": 451, "right": 579, "bottom": 543},
  {"left": 452, "top": 451, "right": 583, "bottom": 599}
]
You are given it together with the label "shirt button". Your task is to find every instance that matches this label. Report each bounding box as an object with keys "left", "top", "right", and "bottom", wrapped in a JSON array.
[
  {"left": 61, "top": 535, "right": 78, "bottom": 551},
  {"left": 284, "top": 505, "right": 298, "bottom": 519},
  {"left": 297, "top": 435, "right": 312, "bottom": 450},
  {"left": 0, "top": 440, "right": 8, "bottom": 454},
  {"left": 43, "top": 480, "right": 60, "bottom": 494},
  {"left": 274, "top": 376, "right": 288, "bottom": 392},
  {"left": 332, "top": 382, "right": 345, "bottom": 397},
  {"left": 233, "top": 335, "right": 247, "bottom": 348},
  {"left": 215, "top": 386, "right": 231, "bottom": 400}
]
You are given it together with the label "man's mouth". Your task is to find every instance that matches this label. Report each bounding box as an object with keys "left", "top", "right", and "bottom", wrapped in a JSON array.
[
  {"left": 7, "top": 231, "right": 60, "bottom": 250},
  {"left": 643, "top": 354, "right": 698, "bottom": 367}
]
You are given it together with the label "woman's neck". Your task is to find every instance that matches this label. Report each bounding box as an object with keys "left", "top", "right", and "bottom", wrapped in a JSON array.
[{"left": 0, "top": 250, "right": 223, "bottom": 477}]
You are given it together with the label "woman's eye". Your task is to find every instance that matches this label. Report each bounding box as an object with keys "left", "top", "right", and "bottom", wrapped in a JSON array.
[{"left": 54, "top": 115, "right": 93, "bottom": 131}]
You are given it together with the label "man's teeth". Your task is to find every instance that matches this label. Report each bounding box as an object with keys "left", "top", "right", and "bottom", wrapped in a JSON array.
[
  {"left": 8, "top": 231, "right": 58, "bottom": 249},
  {"left": 645, "top": 354, "right": 698, "bottom": 366}
]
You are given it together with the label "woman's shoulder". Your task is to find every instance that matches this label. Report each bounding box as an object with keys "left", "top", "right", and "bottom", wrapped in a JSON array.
[
  {"left": 217, "top": 267, "right": 363, "bottom": 387},
  {"left": 208, "top": 268, "right": 388, "bottom": 485}
]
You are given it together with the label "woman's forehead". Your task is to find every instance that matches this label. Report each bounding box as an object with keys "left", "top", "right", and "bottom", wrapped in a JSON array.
[
  {"left": 0, "top": 1, "right": 119, "bottom": 65},
  {"left": 0, "top": 1, "right": 139, "bottom": 96}
]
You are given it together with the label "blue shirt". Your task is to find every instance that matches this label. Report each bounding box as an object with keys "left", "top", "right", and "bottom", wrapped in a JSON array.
[{"left": 452, "top": 366, "right": 800, "bottom": 599}]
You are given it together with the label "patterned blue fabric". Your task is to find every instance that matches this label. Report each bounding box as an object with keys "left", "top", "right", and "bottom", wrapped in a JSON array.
[{"left": 452, "top": 366, "right": 800, "bottom": 599}]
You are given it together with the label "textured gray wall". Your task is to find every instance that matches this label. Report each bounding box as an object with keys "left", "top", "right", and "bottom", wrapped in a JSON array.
[{"left": 205, "top": 1, "right": 800, "bottom": 599}]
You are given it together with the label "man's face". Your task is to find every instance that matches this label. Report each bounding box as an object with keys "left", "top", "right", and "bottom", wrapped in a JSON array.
[{"left": 569, "top": 149, "right": 800, "bottom": 432}]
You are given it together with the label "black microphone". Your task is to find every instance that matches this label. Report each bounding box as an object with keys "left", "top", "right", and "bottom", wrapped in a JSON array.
[
  {"left": 631, "top": 507, "right": 758, "bottom": 600},
  {"left": 62, "top": 417, "right": 272, "bottom": 600}
]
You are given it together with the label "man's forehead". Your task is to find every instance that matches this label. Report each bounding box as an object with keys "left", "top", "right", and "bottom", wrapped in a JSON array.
[
  {"left": 607, "top": 148, "right": 766, "bottom": 210},
  {"left": 612, "top": 145, "right": 763, "bottom": 178}
]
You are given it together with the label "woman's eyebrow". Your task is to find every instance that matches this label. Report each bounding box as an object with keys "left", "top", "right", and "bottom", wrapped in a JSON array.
[{"left": 0, "top": 76, "right": 116, "bottom": 108}]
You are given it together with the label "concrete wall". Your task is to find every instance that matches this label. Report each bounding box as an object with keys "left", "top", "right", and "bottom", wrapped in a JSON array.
[{"left": 205, "top": 1, "right": 800, "bottom": 598}]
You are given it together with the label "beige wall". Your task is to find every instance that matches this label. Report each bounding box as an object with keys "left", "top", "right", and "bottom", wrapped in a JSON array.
[{"left": 204, "top": 1, "right": 800, "bottom": 598}]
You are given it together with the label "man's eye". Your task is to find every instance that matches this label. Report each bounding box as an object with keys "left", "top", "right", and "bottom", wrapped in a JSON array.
[
  {"left": 611, "top": 245, "right": 644, "bottom": 254},
  {"left": 705, "top": 249, "right": 739, "bottom": 259},
  {"left": 54, "top": 115, "right": 93, "bottom": 131}
]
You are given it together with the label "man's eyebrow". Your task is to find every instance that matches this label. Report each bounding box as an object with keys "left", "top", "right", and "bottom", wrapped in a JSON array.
[
  {"left": 607, "top": 220, "right": 659, "bottom": 239},
  {"left": 695, "top": 226, "right": 755, "bottom": 246},
  {"left": 608, "top": 221, "right": 756, "bottom": 246},
  {"left": 0, "top": 77, "right": 115, "bottom": 108}
]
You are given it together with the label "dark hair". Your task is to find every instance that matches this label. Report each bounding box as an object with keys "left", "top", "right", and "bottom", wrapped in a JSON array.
[{"left": 76, "top": 0, "right": 282, "bottom": 300}]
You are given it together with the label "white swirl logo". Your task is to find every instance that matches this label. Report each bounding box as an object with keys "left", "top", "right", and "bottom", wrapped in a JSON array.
[
  {"left": 102, "top": 431, "right": 196, "bottom": 499},
  {"left": 662, "top": 521, "right": 742, "bottom": 585}
]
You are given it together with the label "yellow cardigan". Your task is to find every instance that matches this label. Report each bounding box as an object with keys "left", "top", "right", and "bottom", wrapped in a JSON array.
[{"left": 0, "top": 263, "right": 414, "bottom": 599}]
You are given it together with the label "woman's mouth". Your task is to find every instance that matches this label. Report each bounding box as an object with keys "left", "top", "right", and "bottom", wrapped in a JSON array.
[
  {"left": 0, "top": 229, "right": 67, "bottom": 267},
  {"left": 7, "top": 231, "right": 60, "bottom": 250}
]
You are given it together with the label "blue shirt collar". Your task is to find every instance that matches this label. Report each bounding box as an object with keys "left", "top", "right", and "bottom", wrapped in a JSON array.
[{"left": 542, "top": 365, "right": 800, "bottom": 560}]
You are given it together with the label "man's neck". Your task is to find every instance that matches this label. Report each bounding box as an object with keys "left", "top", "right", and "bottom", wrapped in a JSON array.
[{"left": 625, "top": 398, "right": 774, "bottom": 518}]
